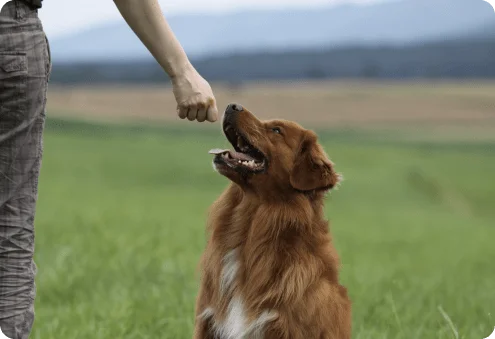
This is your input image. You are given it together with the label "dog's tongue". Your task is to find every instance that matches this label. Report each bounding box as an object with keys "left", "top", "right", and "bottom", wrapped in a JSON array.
[
  {"left": 209, "top": 148, "right": 255, "bottom": 161},
  {"left": 209, "top": 148, "right": 229, "bottom": 155}
]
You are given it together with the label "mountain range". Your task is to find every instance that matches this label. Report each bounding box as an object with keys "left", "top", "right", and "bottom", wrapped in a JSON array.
[{"left": 50, "top": 0, "right": 495, "bottom": 62}]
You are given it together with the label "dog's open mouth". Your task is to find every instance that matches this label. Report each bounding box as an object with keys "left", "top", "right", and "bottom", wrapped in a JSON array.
[{"left": 209, "top": 123, "right": 266, "bottom": 173}]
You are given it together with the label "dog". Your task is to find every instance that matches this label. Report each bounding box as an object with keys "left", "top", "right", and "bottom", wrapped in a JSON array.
[{"left": 194, "top": 103, "right": 351, "bottom": 339}]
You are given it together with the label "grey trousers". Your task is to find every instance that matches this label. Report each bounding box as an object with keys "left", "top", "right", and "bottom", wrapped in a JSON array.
[{"left": 0, "top": 1, "right": 50, "bottom": 338}]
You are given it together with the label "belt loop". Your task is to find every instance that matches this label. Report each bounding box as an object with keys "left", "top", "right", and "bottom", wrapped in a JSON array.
[{"left": 14, "top": 0, "right": 21, "bottom": 20}]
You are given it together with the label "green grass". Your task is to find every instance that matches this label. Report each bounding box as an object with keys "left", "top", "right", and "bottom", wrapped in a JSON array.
[{"left": 31, "top": 118, "right": 495, "bottom": 339}]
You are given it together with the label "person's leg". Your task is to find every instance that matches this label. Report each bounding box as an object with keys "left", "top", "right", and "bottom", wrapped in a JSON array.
[{"left": 0, "top": 1, "right": 50, "bottom": 338}]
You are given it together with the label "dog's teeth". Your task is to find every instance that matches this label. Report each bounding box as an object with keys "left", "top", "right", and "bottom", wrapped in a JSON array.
[{"left": 237, "top": 136, "right": 245, "bottom": 149}]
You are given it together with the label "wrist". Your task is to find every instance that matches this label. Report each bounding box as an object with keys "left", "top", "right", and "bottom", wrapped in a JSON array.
[{"left": 168, "top": 57, "right": 193, "bottom": 81}]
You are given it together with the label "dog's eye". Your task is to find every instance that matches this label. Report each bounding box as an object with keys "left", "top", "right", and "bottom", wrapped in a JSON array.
[{"left": 272, "top": 127, "right": 281, "bottom": 134}]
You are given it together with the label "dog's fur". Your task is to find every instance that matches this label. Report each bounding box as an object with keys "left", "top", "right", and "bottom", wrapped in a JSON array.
[{"left": 194, "top": 105, "right": 351, "bottom": 339}]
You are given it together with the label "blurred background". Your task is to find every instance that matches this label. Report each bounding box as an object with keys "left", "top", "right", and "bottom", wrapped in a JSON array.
[{"left": 31, "top": 0, "right": 495, "bottom": 338}]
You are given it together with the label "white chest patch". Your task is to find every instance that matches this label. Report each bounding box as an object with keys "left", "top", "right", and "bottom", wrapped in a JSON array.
[
  {"left": 220, "top": 249, "right": 240, "bottom": 296},
  {"left": 199, "top": 249, "right": 277, "bottom": 339}
]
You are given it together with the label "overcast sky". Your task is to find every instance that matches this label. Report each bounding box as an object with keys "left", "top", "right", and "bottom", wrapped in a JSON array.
[{"left": 38, "top": 0, "right": 382, "bottom": 38}]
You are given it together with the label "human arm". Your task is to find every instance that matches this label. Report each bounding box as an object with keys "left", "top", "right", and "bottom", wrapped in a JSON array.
[{"left": 113, "top": 0, "right": 218, "bottom": 122}]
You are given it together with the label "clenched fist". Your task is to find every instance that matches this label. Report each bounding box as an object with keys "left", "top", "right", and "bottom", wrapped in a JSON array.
[{"left": 172, "top": 64, "right": 218, "bottom": 123}]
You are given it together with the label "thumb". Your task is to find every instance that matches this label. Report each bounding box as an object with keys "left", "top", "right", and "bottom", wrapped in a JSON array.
[{"left": 206, "top": 102, "right": 219, "bottom": 122}]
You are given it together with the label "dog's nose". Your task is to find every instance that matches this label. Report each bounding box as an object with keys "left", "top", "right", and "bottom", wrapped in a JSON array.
[{"left": 225, "top": 103, "right": 243, "bottom": 114}]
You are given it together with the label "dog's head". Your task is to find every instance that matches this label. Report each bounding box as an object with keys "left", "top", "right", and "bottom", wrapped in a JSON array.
[{"left": 209, "top": 104, "right": 340, "bottom": 197}]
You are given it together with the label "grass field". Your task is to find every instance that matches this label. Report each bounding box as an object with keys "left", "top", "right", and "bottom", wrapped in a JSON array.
[{"left": 31, "top": 82, "right": 495, "bottom": 338}]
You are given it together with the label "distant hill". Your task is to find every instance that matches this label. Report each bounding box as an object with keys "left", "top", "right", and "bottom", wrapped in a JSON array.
[
  {"left": 49, "top": 36, "right": 495, "bottom": 84},
  {"left": 50, "top": 0, "right": 495, "bottom": 62}
]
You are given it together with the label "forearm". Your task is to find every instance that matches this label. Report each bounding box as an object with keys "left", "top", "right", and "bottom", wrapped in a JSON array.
[
  {"left": 113, "top": 0, "right": 190, "bottom": 78},
  {"left": 113, "top": 0, "right": 218, "bottom": 122}
]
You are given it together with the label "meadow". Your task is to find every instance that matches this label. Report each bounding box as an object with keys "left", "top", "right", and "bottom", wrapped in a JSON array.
[{"left": 31, "top": 82, "right": 495, "bottom": 338}]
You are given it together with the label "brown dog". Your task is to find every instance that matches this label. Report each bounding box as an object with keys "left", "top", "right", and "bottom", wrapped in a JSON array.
[{"left": 194, "top": 104, "right": 351, "bottom": 339}]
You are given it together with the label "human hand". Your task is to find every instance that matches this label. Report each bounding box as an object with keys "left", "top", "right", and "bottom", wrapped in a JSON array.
[{"left": 171, "top": 63, "right": 218, "bottom": 123}]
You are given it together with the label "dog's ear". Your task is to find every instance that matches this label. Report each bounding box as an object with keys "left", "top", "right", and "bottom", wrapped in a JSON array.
[{"left": 290, "top": 132, "right": 340, "bottom": 192}]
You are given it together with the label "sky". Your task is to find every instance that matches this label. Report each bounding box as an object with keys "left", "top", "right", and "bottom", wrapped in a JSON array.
[{"left": 38, "top": 0, "right": 381, "bottom": 38}]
